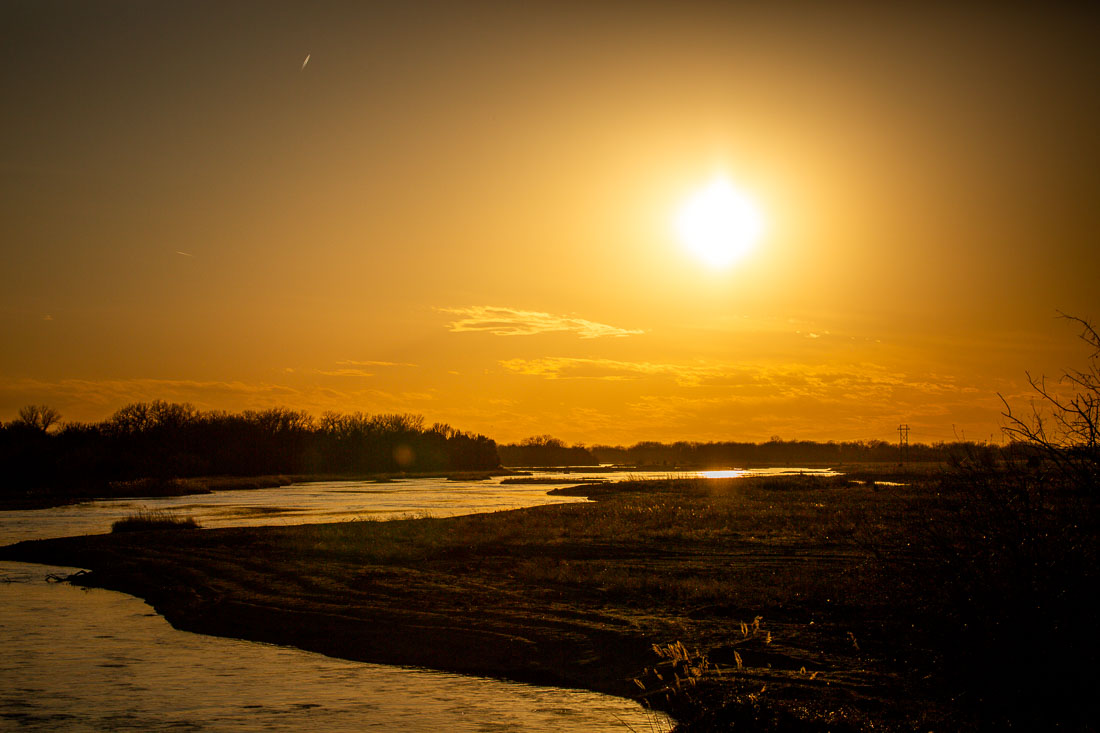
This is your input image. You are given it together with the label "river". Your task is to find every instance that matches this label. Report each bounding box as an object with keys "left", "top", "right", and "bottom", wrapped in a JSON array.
[{"left": 0, "top": 468, "right": 832, "bottom": 730}]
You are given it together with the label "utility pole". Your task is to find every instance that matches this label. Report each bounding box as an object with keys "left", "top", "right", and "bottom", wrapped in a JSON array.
[{"left": 897, "top": 424, "right": 910, "bottom": 465}]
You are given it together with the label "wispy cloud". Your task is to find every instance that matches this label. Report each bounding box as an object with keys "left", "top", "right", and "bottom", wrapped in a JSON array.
[
  {"left": 499, "top": 356, "right": 982, "bottom": 402},
  {"left": 314, "top": 360, "right": 417, "bottom": 378},
  {"left": 440, "top": 306, "right": 643, "bottom": 339},
  {"left": 335, "top": 360, "right": 417, "bottom": 368},
  {"left": 501, "top": 357, "right": 683, "bottom": 382},
  {"left": 499, "top": 357, "right": 784, "bottom": 387},
  {"left": 0, "top": 377, "right": 301, "bottom": 411},
  {"left": 0, "top": 376, "right": 434, "bottom": 423},
  {"left": 317, "top": 369, "right": 375, "bottom": 377}
]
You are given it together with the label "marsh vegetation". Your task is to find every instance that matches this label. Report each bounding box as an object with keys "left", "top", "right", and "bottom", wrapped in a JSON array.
[{"left": 111, "top": 509, "right": 201, "bottom": 533}]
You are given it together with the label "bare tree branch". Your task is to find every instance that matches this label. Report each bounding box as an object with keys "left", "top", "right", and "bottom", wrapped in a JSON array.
[{"left": 999, "top": 314, "right": 1099, "bottom": 493}]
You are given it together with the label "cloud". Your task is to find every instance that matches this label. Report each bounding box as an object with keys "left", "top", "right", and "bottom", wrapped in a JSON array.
[
  {"left": 501, "top": 357, "right": 686, "bottom": 382},
  {"left": 0, "top": 376, "right": 434, "bottom": 423},
  {"left": 499, "top": 357, "right": 788, "bottom": 388},
  {"left": 499, "top": 356, "right": 981, "bottom": 404},
  {"left": 313, "top": 360, "right": 417, "bottom": 377},
  {"left": 440, "top": 306, "right": 643, "bottom": 339},
  {"left": 0, "top": 377, "right": 299, "bottom": 412},
  {"left": 335, "top": 360, "right": 417, "bottom": 367}
]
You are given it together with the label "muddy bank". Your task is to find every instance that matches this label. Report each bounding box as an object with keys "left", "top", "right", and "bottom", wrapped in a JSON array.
[{"left": 1, "top": 521, "right": 664, "bottom": 697}]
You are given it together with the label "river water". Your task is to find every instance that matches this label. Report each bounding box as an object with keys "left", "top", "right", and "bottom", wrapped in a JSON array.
[{"left": 0, "top": 468, "right": 832, "bottom": 730}]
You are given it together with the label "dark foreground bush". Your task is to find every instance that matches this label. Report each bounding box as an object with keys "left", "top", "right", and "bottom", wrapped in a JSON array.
[
  {"left": 880, "top": 313, "right": 1100, "bottom": 730},
  {"left": 111, "top": 510, "right": 201, "bottom": 533},
  {"left": 891, "top": 459, "right": 1098, "bottom": 729}
]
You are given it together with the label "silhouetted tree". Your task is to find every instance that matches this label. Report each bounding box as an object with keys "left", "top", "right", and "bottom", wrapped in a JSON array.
[
  {"left": 1000, "top": 312, "right": 1098, "bottom": 493},
  {"left": 16, "top": 404, "right": 61, "bottom": 432},
  {"left": 498, "top": 436, "right": 598, "bottom": 466},
  {"left": 900, "top": 315, "right": 1100, "bottom": 727}
]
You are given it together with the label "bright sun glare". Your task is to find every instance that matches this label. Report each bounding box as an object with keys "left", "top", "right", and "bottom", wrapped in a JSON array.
[{"left": 675, "top": 177, "right": 765, "bottom": 268}]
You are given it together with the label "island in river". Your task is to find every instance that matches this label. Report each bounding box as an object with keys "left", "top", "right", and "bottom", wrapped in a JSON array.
[{"left": 3, "top": 472, "right": 1094, "bottom": 731}]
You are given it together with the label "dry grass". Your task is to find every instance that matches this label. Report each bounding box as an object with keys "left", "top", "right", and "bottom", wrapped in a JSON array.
[
  {"left": 110, "top": 509, "right": 201, "bottom": 533},
  {"left": 265, "top": 475, "right": 911, "bottom": 619},
  {"left": 271, "top": 472, "right": 1095, "bottom": 729}
]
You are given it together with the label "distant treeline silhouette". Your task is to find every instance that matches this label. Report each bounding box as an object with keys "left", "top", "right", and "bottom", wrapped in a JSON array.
[
  {"left": 500, "top": 435, "right": 1016, "bottom": 467},
  {"left": 0, "top": 402, "right": 499, "bottom": 491},
  {"left": 497, "top": 435, "right": 601, "bottom": 467},
  {"left": 587, "top": 438, "right": 1004, "bottom": 466},
  {"left": 2, "top": 403, "right": 1027, "bottom": 486}
]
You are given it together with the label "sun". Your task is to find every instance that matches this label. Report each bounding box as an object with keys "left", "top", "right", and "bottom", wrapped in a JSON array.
[{"left": 675, "top": 177, "right": 765, "bottom": 268}]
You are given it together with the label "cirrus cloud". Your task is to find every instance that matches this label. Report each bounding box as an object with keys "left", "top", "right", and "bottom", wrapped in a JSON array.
[
  {"left": 440, "top": 306, "right": 644, "bottom": 339},
  {"left": 499, "top": 356, "right": 980, "bottom": 401},
  {"left": 0, "top": 376, "right": 435, "bottom": 424}
]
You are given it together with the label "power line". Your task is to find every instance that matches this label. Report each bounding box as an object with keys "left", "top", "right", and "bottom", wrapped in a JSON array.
[{"left": 897, "top": 424, "right": 910, "bottom": 464}]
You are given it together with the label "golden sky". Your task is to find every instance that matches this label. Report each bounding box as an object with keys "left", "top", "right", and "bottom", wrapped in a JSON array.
[{"left": 2, "top": 1, "right": 1097, "bottom": 445}]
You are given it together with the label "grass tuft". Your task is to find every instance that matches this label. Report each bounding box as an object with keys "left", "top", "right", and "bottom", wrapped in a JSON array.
[{"left": 111, "top": 509, "right": 201, "bottom": 533}]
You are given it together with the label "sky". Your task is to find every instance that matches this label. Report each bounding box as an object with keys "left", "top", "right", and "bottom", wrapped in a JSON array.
[{"left": 2, "top": 1, "right": 1098, "bottom": 446}]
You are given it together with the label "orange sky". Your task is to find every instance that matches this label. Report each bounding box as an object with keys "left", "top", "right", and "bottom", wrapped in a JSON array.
[{"left": 2, "top": 1, "right": 1097, "bottom": 445}]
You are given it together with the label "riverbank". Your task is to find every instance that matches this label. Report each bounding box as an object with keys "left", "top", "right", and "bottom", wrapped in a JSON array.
[
  {"left": 0, "top": 470, "right": 519, "bottom": 511},
  {"left": 3, "top": 473, "right": 1092, "bottom": 730}
]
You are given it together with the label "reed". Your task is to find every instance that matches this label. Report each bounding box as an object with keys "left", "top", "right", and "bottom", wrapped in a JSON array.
[{"left": 110, "top": 509, "right": 200, "bottom": 533}]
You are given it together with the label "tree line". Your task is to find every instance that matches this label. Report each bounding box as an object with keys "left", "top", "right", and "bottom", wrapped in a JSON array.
[
  {"left": 587, "top": 438, "right": 1013, "bottom": 466},
  {"left": 498, "top": 435, "right": 1019, "bottom": 467},
  {"left": 0, "top": 402, "right": 500, "bottom": 491},
  {"left": 496, "top": 435, "right": 601, "bottom": 466}
]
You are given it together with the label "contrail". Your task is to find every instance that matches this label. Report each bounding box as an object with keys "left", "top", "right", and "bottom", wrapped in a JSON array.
[
  {"left": 301, "top": 53, "right": 310, "bottom": 70},
  {"left": 176, "top": 251, "right": 193, "bottom": 257}
]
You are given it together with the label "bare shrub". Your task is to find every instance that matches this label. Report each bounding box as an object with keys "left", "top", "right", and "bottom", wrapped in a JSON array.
[{"left": 895, "top": 315, "right": 1099, "bottom": 728}]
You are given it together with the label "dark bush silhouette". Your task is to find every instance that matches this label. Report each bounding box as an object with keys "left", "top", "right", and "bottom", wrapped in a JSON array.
[{"left": 882, "top": 315, "right": 1098, "bottom": 728}]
